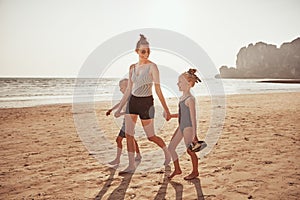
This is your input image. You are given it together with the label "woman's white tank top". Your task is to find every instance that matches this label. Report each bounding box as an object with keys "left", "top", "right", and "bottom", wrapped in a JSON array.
[{"left": 131, "top": 63, "right": 153, "bottom": 97}]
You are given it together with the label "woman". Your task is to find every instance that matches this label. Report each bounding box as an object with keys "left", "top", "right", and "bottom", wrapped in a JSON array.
[{"left": 115, "top": 34, "right": 171, "bottom": 173}]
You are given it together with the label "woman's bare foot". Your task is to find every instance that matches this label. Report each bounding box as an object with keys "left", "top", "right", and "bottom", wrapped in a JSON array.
[
  {"left": 118, "top": 166, "right": 135, "bottom": 175},
  {"left": 108, "top": 159, "right": 120, "bottom": 165},
  {"left": 168, "top": 170, "right": 182, "bottom": 179},
  {"left": 183, "top": 172, "right": 199, "bottom": 180},
  {"left": 135, "top": 154, "right": 142, "bottom": 161},
  {"left": 164, "top": 155, "right": 171, "bottom": 166},
  {"left": 163, "top": 148, "right": 171, "bottom": 166}
]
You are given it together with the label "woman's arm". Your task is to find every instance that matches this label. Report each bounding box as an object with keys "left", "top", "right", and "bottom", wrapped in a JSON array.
[
  {"left": 151, "top": 64, "right": 171, "bottom": 121},
  {"left": 114, "top": 65, "right": 134, "bottom": 118}
]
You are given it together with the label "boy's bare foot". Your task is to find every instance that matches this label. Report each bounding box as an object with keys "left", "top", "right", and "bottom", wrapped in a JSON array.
[
  {"left": 183, "top": 172, "right": 199, "bottom": 180},
  {"left": 168, "top": 170, "right": 182, "bottom": 179},
  {"left": 108, "top": 159, "right": 120, "bottom": 165}
]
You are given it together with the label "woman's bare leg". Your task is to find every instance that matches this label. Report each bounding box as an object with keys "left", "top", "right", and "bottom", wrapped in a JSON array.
[
  {"left": 141, "top": 119, "right": 171, "bottom": 165},
  {"left": 120, "top": 114, "right": 137, "bottom": 173}
]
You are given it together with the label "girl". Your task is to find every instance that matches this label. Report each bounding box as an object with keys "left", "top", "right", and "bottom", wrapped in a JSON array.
[{"left": 168, "top": 69, "right": 202, "bottom": 180}]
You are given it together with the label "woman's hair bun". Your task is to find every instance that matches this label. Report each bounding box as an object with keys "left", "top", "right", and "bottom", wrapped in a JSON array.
[{"left": 136, "top": 34, "right": 149, "bottom": 49}]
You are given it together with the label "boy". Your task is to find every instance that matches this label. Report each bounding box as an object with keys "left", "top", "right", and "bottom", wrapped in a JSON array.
[{"left": 106, "top": 78, "right": 142, "bottom": 165}]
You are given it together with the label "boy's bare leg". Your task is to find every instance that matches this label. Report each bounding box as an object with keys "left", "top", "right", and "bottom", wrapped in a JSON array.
[{"left": 109, "top": 136, "right": 123, "bottom": 165}]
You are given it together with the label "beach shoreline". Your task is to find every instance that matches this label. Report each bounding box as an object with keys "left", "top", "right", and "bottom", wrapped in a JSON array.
[
  {"left": 1, "top": 77, "right": 300, "bottom": 109},
  {"left": 0, "top": 92, "right": 299, "bottom": 199},
  {"left": 257, "top": 79, "right": 300, "bottom": 84}
]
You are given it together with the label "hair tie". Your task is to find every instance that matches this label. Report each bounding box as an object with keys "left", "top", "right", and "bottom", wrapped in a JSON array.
[{"left": 187, "top": 69, "right": 201, "bottom": 83}]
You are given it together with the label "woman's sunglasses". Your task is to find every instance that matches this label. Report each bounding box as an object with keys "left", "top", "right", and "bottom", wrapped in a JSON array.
[{"left": 140, "top": 49, "right": 150, "bottom": 54}]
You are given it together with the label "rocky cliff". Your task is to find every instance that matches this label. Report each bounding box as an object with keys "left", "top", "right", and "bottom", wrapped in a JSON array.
[{"left": 218, "top": 37, "right": 300, "bottom": 78}]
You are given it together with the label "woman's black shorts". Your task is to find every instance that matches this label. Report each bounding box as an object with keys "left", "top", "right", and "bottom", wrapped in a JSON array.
[{"left": 126, "top": 95, "right": 155, "bottom": 119}]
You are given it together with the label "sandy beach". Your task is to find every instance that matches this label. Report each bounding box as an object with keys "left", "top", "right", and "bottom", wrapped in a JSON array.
[{"left": 0, "top": 92, "right": 299, "bottom": 199}]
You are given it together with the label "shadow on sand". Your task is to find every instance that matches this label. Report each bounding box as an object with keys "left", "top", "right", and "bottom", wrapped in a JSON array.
[
  {"left": 95, "top": 162, "right": 140, "bottom": 200},
  {"left": 95, "top": 166, "right": 117, "bottom": 200},
  {"left": 189, "top": 178, "right": 205, "bottom": 200},
  {"left": 95, "top": 164, "right": 204, "bottom": 200},
  {"left": 154, "top": 166, "right": 205, "bottom": 200}
]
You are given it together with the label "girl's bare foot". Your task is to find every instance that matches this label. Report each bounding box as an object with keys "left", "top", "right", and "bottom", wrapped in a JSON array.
[
  {"left": 168, "top": 170, "right": 182, "bottom": 179},
  {"left": 108, "top": 159, "right": 120, "bottom": 165},
  {"left": 183, "top": 172, "right": 199, "bottom": 180}
]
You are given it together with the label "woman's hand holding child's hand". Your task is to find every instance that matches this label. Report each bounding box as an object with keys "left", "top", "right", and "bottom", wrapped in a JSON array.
[
  {"left": 114, "top": 109, "right": 122, "bottom": 118},
  {"left": 163, "top": 110, "right": 171, "bottom": 121}
]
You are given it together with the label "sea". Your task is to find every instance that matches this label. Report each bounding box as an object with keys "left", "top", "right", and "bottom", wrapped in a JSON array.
[{"left": 1, "top": 77, "right": 300, "bottom": 108}]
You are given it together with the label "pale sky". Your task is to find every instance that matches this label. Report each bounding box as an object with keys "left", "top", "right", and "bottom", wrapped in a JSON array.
[{"left": 0, "top": 0, "right": 299, "bottom": 77}]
